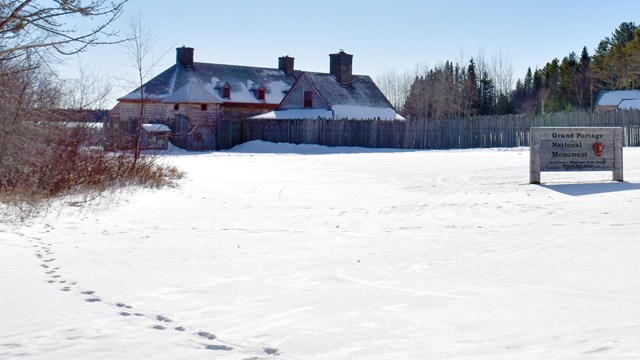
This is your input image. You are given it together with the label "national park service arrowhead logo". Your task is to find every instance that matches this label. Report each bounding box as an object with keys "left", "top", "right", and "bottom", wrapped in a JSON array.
[{"left": 593, "top": 142, "right": 604, "bottom": 157}]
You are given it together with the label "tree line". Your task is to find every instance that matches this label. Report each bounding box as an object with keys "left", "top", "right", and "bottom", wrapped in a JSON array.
[{"left": 378, "top": 22, "right": 640, "bottom": 119}]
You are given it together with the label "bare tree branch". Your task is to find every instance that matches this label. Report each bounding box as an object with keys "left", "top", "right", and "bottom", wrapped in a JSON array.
[{"left": 0, "top": 0, "right": 128, "bottom": 61}]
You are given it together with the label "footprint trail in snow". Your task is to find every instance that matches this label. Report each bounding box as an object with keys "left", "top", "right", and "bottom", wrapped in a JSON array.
[{"left": 29, "top": 234, "right": 283, "bottom": 358}]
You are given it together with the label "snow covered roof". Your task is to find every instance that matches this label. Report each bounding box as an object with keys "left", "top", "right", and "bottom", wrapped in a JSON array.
[
  {"left": 594, "top": 90, "right": 640, "bottom": 107},
  {"left": 251, "top": 106, "right": 404, "bottom": 120},
  {"left": 251, "top": 109, "right": 333, "bottom": 120},
  {"left": 263, "top": 72, "right": 404, "bottom": 120},
  {"left": 118, "top": 62, "right": 298, "bottom": 105},
  {"left": 161, "top": 81, "right": 221, "bottom": 104},
  {"left": 618, "top": 99, "right": 640, "bottom": 110},
  {"left": 303, "top": 72, "right": 395, "bottom": 109},
  {"left": 142, "top": 124, "right": 171, "bottom": 132}
]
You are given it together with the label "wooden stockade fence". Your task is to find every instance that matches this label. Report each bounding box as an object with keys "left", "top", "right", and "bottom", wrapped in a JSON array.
[{"left": 212, "top": 110, "right": 640, "bottom": 151}]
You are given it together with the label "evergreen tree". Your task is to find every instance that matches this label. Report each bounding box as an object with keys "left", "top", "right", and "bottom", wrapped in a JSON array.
[
  {"left": 463, "top": 59, "right": 479, "bottom": 115},
  {"left": 591, "top": 38, "right": 613, "bottom": 90},
  {"left": 612, "top": 22, "right": 637, "bottom": 47},
  {"left": 524, "top": 67, "right": 533, "bottom": 95},
  {"left": 533, "top": 67, "right": 543, "bottom": 94},
  {"left": 623, "top": 28, "right": 640, "bottom": 88},
  {"left": 479, "top": 71, "right": 494, "bottom": 115},
  {"left": 559, "top": 53, "right": 578, "bottom": 109},
  {"left": 544, "top": 59, "right": 561, "bottom": 96},
  {"left": 511, "top": 67, "right": 537, "bottom": 114},
  {"left": 576, "top": 46, "right": 592, "bottom": 107},
  {"left": 495, "top": 93, "right": 512, "bottom": 114}
]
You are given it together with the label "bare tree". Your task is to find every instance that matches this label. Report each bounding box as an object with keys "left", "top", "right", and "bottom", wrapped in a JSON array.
[
  {"left": 0, "top": 59, "right": 61, "bottom": 169},
  {"left": 375, "top": 69, "right": 414, "bottom": 112},
  {"left": 0, "top": 0, "right": 126, "bottom": 163},
  {"left": 538, "top": 87, "right": 550, "bottom": 114},
  {"left": 0, "top": 0, "right": 127, "bottom": 64},
  {"left": 119, "top": 12, "right": 162, "bottom": 166},
  {"left": 491, "top": 50, "right": 513, "bottom": 98},
  {"left": 63, "top": 63, "right": 112, "bottom": 110}
]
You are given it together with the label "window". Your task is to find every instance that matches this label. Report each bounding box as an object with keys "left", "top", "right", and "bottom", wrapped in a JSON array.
[
  {"left": 173, "top": 103, "right": 180, "bottom": 111},
  {"left": 216, "top": 81, "right": 232, "bottom": 100},
  {"left": 257, "top": 89, "right": 265, "bottom": 101},
  {"left": 303, "top": 90, "right": 313, "bottom": 108},
  {"left": 201, "top": 104, "right": 208, "bottom": 111}
]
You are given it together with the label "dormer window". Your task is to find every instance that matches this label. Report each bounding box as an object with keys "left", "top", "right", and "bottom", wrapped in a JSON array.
[
  {"left": 303, "top": 90, "right": 313, "bottom": 108},
  {"left": 215, "top": 81, "right": 231, "bottom": 100},
  {"left": 250, "top": 83, "right": 266, "bottom": 101}
]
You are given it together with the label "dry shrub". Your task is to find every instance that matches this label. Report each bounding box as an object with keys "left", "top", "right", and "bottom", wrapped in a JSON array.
[
  {"left": 0, "top": 124, "right": 183, "bottom": 208},
  {"left": 0, "top": 0, "right": 164, "bottom": 216}
]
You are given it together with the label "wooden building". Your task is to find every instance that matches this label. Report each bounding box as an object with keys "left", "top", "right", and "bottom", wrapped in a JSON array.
[
  {"left": 112, "top": 47, "right": 299, "bottom": 150},
  {"left": 141, "top": 124, "right": 171, "bottom": 150},
  {"left": 254, "top": 51, "right": 403, "bottom": 121},
  {"left": 112, "top": 48, "right": 401, "bottom": 150}
]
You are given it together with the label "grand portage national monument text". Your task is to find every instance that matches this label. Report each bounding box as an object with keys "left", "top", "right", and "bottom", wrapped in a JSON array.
[{"left": 530, "top": 127, "right": 624, "bottom": 184}]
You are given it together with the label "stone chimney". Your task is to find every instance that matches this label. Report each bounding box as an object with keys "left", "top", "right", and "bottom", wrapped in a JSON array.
[
  {"left": 176, "top": 46, "right": 194, "bottom": 70},
  {"left": 330, "top": 50, "right": 353, "bottom": 86},
  {"left": 278, "top": 56, "right": 295, "bottom": 76}
]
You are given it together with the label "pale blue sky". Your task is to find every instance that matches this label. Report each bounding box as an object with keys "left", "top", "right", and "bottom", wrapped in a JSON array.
[{"left": 59, "top": 0, "right": 640, "bottom": 106}]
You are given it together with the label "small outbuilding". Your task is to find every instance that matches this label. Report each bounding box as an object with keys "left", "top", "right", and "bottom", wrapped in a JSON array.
[
  {"left": 112, "top": 47, "right": 402, "bottom": 150},
  {"left": 141, "top": 124, "right": 171, "bottom": 150},
  {"left": 594, "top": 90, "right": 640, "bottom": 110}
]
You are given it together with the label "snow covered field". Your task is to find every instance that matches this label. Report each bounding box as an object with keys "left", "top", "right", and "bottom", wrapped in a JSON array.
[{"left": 2, "top": 141, "right": 640, "bottom": 359}]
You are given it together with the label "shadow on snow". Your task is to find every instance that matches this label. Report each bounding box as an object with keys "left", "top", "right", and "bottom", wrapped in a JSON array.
[{"left": 540, "top": 181, "right": 640, "bottom": 196}]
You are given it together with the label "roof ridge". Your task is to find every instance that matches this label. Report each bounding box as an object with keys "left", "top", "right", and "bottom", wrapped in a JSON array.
[{"left": 192, "top": 61, "right": 283, "bottom": 72}]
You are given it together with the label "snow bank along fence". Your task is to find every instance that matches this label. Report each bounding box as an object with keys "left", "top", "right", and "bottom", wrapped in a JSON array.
[
  {"left": 529, "top": 127, "right": 624, "bottom": 184},
  {"left": 213, "top": 110, "right": 640, "bottom": 150}
]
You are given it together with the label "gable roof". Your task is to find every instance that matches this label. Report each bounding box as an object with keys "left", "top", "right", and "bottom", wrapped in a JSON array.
[
  {"left": 618, "top": 99, "right": 640, "bottom": 110},
  {"left": 118, "top": 62, "right": 299, "bottom": 105},
  {"left": 301, "top": 72, "right": 395, "bottom": 109},
  {"left": 594, "top": 90, "right": 640, "bottom": 107},
  {"left": 264, "top": 72, "right": 403, "bottom": 120}
]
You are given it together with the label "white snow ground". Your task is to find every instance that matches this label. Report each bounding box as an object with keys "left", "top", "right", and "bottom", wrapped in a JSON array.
[{"left": 2, "top": 141, "right": 640, "bottom": 359}]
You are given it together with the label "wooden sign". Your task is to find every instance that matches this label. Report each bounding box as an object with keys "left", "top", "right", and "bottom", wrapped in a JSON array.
[{"left": 530, "top": 127, "right": 623, "bottom": 184}]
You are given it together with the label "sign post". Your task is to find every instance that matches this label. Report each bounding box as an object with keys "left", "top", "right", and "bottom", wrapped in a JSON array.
[{"left": 530, "top": 127, "right": 623, "bottom": 184}]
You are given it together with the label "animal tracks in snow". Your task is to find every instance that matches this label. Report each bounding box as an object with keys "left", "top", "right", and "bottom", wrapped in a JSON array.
[
  {"left": 263, "top": 347, "right": 281, "bottom": 356},
  {"left": 156, "top": 315, "right": 172, "bottom": 323},
  {"left": 196, "top": 331, "right": 217, "bottom": 340},
  {"left": 28, "top": 235, "right": 281, "bottom": 358},
  {"left": 205, "top": 344, "right": 233, "bottom": 351}
]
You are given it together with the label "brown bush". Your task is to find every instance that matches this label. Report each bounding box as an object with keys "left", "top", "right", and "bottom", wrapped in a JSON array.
[{"left": 0, "top": 124, "right": 183, "bottom": 207}]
